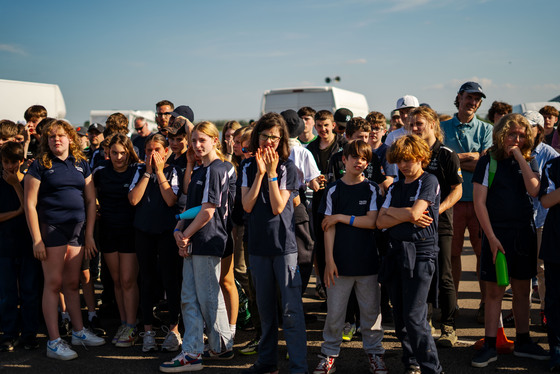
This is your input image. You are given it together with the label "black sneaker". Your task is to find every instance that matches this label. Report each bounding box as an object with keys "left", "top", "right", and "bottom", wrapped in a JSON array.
[
  {"left": 239, "top": 338, "right": 259, "bottom": 355},
  {"left": 20, "top": 336, "right": 40, "bottom": 350},
  {"left": 59, "top": 318, "right": 71, "bottom": 337},
  {"left": 241, "top": 362, "right": 278, "bottom": 374},
  {"left": 471, "top": 343, "right": 497, "bottom": 368},
  {"left": 513, "top": 341, "right": 548, "bottom": 361},
  {"left": 87, "top": 316, "right": 106, "bottom": 337},
  {"left": 0, "top": 337, "right": 15, "bottom": 352}
]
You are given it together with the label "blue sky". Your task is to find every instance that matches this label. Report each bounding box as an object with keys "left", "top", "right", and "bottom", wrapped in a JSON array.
[{"left": 2, "top": 0, "right": 559, "bottom": 124}]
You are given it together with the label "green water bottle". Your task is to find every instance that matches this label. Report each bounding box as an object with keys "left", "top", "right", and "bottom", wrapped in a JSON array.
[{"left": 495, "top": 251, "right": 509, "bottom": 287}]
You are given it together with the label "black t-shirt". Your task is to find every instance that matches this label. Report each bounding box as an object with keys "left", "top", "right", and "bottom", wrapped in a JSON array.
[
  {"left": 326, "top": 150, "right": 386, "bottom": 185},
  {"left": 241, "top": 157, "right": 299, "bottom": 256},
  {"left": 130, "top": 164, "right": 182, "bottom": 234},
  {"left": 319, "top": 179, "right": 380, "bottom": 276},
  {"left": 93, "top": 160, "right": 137, "bottom": 228},
  {"left": 472, "top": 154, "right": 538, "bottom": 229},
  {"left": 425, "top": 140, "right": 463, "bottom": 234},
  {"left": 382, "top": 172, "right": 440, "bottom": 252},
  {"left": 0, "top": 179, "right": 32, "bottom": 257},
  {"left": 132, "top": 134, "right": 151, "bottom": 161},
  {"left": 540, "top": 157, "right": 560, "bottom": 264},
  {"left": 27, "top": 156, "right": 91, "bottom": 225},
  {"left": 184, "top": 159, "right": 231, "bottom": 257},
  {"left": 168, "top": 152, "right": 188, "bottom": 171}
]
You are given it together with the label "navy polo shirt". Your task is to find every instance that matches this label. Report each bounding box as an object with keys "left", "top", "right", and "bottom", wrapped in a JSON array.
[
  {"left": 382, "top": 172, "right": 441, "bottom": 255},
  {"left": 539, "top": 157, "right": 560, "bottom": 264},
  {"left": 319, "top": 179, "right": 380, "bottom": 276},
  {"left": 183, "top": 159, "right": 231, "bottom": 257},
  {"left": 130, "top": 164, "right": 182, "bottom": 234},
  {"left": 27, "top": 156, "right": 91, "bottom": 225},
  {"left": 241, "top": 157, "right": 299, "bottom": 256},
  {"left": 0, "top": 179, "right": 32, "bottom": 257},
  {"left": 373, "top": 143, "right": 398, "bottom": 177},
  {"left": 472, "top": 154, "right": 538, "bottom": 229},
  {"left": 93, "top": 160, "right": 137, "bottom": 228}
]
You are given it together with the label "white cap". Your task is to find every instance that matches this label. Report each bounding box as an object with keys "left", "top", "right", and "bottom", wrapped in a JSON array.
[
  {"left": 523, "top": 111, "right": 544, "bottom": 126},
  {"left": 396, "top": 95, "right": 420, "bottom": 110}
]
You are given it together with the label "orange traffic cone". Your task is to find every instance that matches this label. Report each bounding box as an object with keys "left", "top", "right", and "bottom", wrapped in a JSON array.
[{"left": 473, "top": 314, "right": 514, "bottom": 354}]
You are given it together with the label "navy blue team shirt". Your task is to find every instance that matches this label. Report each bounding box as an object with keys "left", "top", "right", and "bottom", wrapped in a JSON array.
[
  {"left": 241, "top": 157, "right": 299, "bottom": 256},
  {"left": 319, "top": 179, "right": 380, "bottom": 276},
  {"left": 539, "top": 157, "right": 560, "bottom": 264},
  {"left": 183, "top": 159, "right": 233, "bottom": 257},
  {"left": 27, "top": 156, "right": 91, "bottom": 225}
]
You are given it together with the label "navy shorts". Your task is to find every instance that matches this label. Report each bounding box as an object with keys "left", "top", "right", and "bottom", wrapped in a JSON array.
[
  {"left": 99, "top": 223, "right": 135, "bottom": 254},
  {"left": 40, "top": 222, "right": 85, "bottom": 248},
  {"left": 480, "top": 225, "right": 537, "bottom": 282}
]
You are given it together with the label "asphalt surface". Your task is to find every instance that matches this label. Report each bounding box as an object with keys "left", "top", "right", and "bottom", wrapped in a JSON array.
[{"left": 0, "top": 236, "right": 550, "bottom": 373}]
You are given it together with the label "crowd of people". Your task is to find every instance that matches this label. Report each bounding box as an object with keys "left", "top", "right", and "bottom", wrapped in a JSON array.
[{"left": 1, "top": 82, "right": 560, "bottom": 373}]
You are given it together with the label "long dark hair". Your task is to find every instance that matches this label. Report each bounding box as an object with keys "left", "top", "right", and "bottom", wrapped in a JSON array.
[{"left": 248, "top": 112, "right": 290, "bottom": 160}]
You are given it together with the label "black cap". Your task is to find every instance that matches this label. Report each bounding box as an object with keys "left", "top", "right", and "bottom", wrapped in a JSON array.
[
  {"left": 334, "top": 108, "right": 353, "bottom": 124},
  {"left": 458, "top": 81, "right": 486, "bottom": 98},
  {"left": 170, "top": 105, "right": 194, "bottom": 123},
  {"left": 166, "top": 116, "right": 188, "bottom": 136},
  {"left": 88, "top": 123, "right": 105, "bottom": 133},
  {"left": 75, "top": 126, "right": 87, "bottom": 136},
  {"left": 280, "top": 109, "right": 304, "bottom": 138}
]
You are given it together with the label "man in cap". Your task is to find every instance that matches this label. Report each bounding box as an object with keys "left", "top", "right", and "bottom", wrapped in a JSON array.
[
  {"left": 440, "top": 81, "right": 493, "bottom": 323},
  {"left": 384, "top": 95, "right": 419, "bottom": 145},
  {"left": 75, "top": 126, "right": 90, "bottom": 151},
  {"left": 87, "top": 123, "right": 105, "bottom": 168},
  {"left": 333, "top": 108, "right": 353, "bottom": 135}
]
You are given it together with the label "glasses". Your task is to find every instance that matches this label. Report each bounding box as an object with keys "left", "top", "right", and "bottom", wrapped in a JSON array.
[
  {"left": 156, "top": 112, "right": 172, "bottom": 117},
  {"left": 134, "top": 125, "right": 145, "bottom": 131},
  {"left": 259, "top": 133, "right": 281, "bottom": 143},
  {"left": 507, "top": 133, "right": 526, "bottom": 141}
]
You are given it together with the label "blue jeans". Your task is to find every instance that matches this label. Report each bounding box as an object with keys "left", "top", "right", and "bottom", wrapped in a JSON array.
[
  {"left": 389, "top": 258, "right": 442, "bottom": 374},
  {"left": 250, "top": 253, "right": 308, "bottom": 373},
  {"left": 180, "top": 255, "right": 232, "bottom": 354},
  {"left": 0, "top": 257, "right": 41, "bottom": 338}
]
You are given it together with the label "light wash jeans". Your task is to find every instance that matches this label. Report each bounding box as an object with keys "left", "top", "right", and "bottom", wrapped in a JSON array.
[
  {"left": 180, "top": 255, "right": 233, "bottom": 354},
  {"left": 321, "top": 274, "right": 384, "bottom": 357},
  {"left": 250, "top": 253, "right": 308, "bottom": 374}
]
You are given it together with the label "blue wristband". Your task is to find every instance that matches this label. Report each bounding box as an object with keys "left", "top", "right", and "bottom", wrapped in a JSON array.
[
  {"left": 349, "top": 215, "right": 355, "bottom": 226},
  {"left": 174, "top": 228, "right": 182, "bottom": 233},
  {"left": 268, "top": 177, "right": 278, "bottom": 182}
]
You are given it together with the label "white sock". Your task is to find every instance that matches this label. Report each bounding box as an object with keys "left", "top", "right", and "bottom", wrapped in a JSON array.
[
  {"left": 61, "top": 312, "right": 70, "bottom": 321},
  {"left": 88, "top": 311, "right": 97, "bottom": 321},
  {"left": 48, "top": 337, "right": 61, "bottom": 346},
  {"left": 230, "top": 324, "right": 236, "bottom": 339}
]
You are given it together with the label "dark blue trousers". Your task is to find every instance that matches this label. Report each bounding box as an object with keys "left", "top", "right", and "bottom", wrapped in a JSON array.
[
  {"left": 0, "top": 257, "right": 41, "bottom": 338},
  {"left": 545, "top": 261, "right": 560, "bottom": 348},
  {"left": 389, "top": 258, "right": 442, "bottom": 374}
]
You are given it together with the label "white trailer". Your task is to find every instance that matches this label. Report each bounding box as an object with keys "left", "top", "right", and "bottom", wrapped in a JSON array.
[
  {"left": 0, "top": 79, "right": 66, "bottom": 122},
  {"left": 90, "top": 110, "right": 157, "bottom": 134},
  {"left": 512, "top": 101, "right": 560, "bottom": 113},
  {"left": 261, "top": 86, "right": 370, "bottom": 118}
]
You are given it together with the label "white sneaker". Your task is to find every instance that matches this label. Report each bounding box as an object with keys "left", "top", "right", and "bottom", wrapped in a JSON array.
[
  {"left": 161, "top": 328, "right": 182, "bottom": 352},
  {"left": 140, "top": 330, "right": 157, "bottom": 352},
  {"left": 112, "top": 324, "right": 127, "bottom": 344},
  {"left": 47, "top": 339, "right": 78, "bottom": 360},
  {"left": 71, "top": 328, "right": 106, "bottom": 346}
]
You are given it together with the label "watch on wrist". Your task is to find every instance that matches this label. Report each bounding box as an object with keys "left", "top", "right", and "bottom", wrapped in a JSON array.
[{"left": 143, "top": 172, "right": 151, "bottom": 179}]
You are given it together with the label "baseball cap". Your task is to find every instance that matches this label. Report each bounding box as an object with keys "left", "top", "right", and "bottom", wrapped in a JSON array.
[
  {"left": 391, "top": 110, "right": 401, "bottom": 118},
  {"left": 458, "top": 81, "right": 486, "bottom": 98},
  {"left": 281, "top": 109, "right": 304, "bottom": 138},
  {"left": 523, "top": 111, "right": 544, "bottom": 127},
  {"left": 170, "top": 105, "right": 194, "bottom": 123},
  {"left": 334, "top": 108, "right": 353, "bottom": 124},
  {"left": 166, "top": 116, "right": 189, "bottom": 135},
  {"left": 395, "top": 95, "right": 419, "bottom": 110},
  {"left": 88, "top": 123, "right": 105, "bottom": 133},
  {"left": 75, "top": 126, "right": 88, "bottom": 136}
]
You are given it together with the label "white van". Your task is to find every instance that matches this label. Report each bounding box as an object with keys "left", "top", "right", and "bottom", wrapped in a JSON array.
[
  {"left": 512, "top": 101, "right": 560, "bottom": 113},
  {"left": 0, "top": 79, "right": 66, "bottom": 122},
  {"left": 261, "top": 86, "right": 369, "bottom": 118},
  {"left": 90, "top": 110, "right": 157, "bottom": 134}
]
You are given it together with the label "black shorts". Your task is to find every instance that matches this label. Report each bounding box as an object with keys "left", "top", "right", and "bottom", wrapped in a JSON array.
[
  {"left": 222, "top": 230, "right": 234, "bottom": 258},
  {"left": 40, "top": 222, "right": 85, "bottom": 248},
  {"left": 99, "top": 223, "right": 135, "bottom": 254},
  {"left": 480, "top": 225, "right": 537, "bottom": 282}
]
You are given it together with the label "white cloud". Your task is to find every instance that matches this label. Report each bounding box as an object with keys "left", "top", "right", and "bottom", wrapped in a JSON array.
[
  {"left": 383, "top": 0, "right": 433, "bottom": 13},
  {"left": 345, "top": 58, "right": 367, "bottom": 64},
  {"left": 0, "top": 44, "right": 26, "bottom": 55}
]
